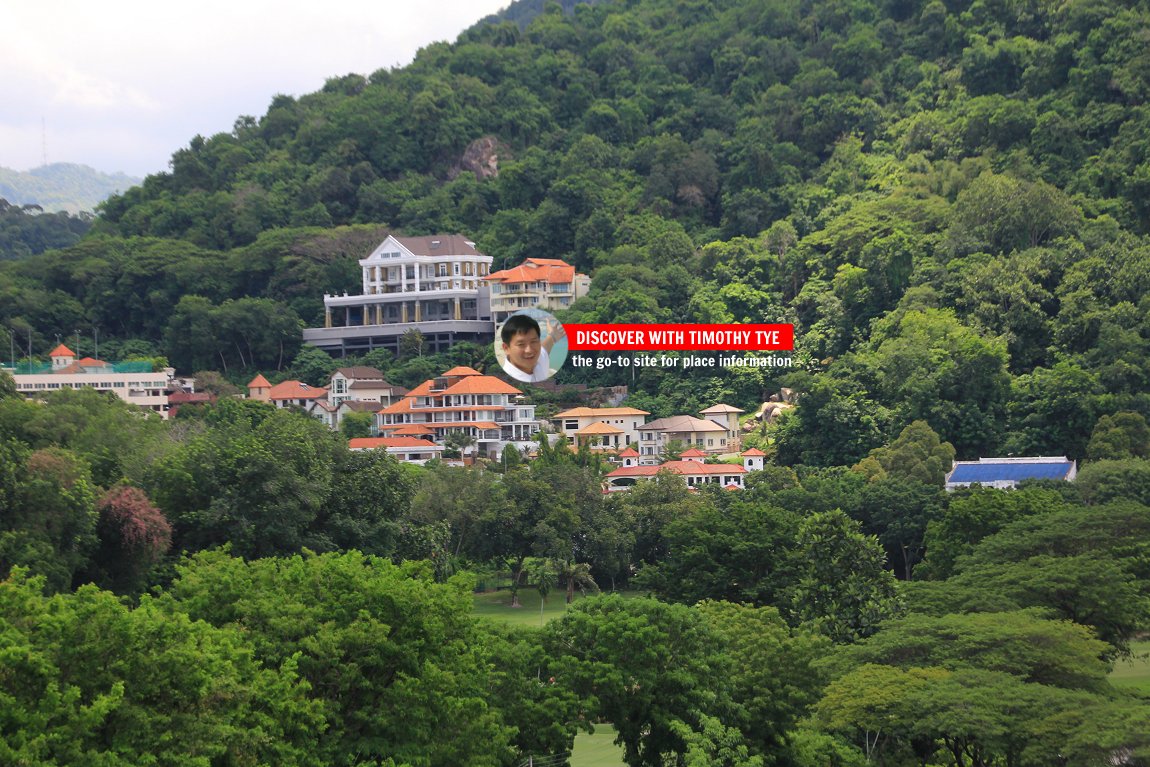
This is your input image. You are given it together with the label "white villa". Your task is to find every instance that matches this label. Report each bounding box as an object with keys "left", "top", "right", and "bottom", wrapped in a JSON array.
[{"left": 303, "top": 234, "right": 495, "bottom": 356}]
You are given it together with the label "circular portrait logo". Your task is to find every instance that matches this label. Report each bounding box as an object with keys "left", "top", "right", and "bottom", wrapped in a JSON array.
[{"left": 495, "top": 309, "right": 568, "bottom": 383}]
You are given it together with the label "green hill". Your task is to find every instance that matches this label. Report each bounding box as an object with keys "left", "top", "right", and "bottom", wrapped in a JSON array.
[
  {"left": 0, "top": 163, "right": 141, "bottom": 214},
  {"left": 3, "top": 0, "right": 1150, "bottom": 464}
]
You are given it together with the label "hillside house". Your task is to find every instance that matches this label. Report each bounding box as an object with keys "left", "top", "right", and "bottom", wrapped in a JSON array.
[
  {"left": 376, "top": 365, "right": 538, "bottom": 459},
  {"left": 483, "top": 258, "right": 591, "bottom": 323},
  {"left": 303, "top": 234, "right": 494, "bottom": 356}
]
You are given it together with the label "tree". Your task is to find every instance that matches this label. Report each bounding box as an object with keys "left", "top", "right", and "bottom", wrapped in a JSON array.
[
  {"left": 0, "top": 447, "right": 97, "bottom": 592},
  {"left": 164, "top": 549, "right": 516, "bottom": 766},
  {"left": 443, "top": 428, "right": 476, "bottom": 459},
  {"left": 696, "top": 601, "right": 828, "bottom": 763},
  {"left": 791, "top": 509, "right": 900, "bottom": 643},
  {"left": 145, "top": 408, "right": 340, "bottom": 557},
  {"left": 918, "top": 484, "right": 1071, "bottom": 580},
  {"left": 637, "top": 498, "right": 800, "bottom": 607},
  {"left": 1087, "top": 411, "right": 1150, "bottom": 461},
  {"left": 0, "top": 571, "right": 324, "bottom": 766},
  {"left": 1076, "top": 458, "right": 1150, "bottom": 506},
  {"left": 86, "top": 484, "right": 172, "bottom": 594},
  {"left": 852, "top": 420, "right": 955, "bottom": 486},
  {"left": 318, "top": 447, "right": 418, "bottom": 556},
  {"left": 338, "top": 410, "right": 374, "bottom": 439},
  {"left": 545, "top": 595, "right": 726, "bottom": 767}
]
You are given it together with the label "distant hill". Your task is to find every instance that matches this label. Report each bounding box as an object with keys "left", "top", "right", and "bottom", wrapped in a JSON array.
[{"left": 0, "top": 163, "right": 141, "bottom": 214}]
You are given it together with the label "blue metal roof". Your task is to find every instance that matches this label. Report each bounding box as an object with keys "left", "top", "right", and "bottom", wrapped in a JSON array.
[{"left": 948, "top": 461, "right": 1073, "bottom": 483}]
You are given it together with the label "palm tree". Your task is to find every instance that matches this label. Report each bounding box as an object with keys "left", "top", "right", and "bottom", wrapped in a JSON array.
[{"left": 559, "top": 560, "right": 599, "bottom": 604}]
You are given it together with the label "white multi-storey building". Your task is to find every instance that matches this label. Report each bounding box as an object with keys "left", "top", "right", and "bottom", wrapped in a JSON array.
[
  {"left": 303, "top": 234, "right": 494, "bottom": 356},
  {"left": 6, "top": 345, "right": 172, "bottom": 418}
]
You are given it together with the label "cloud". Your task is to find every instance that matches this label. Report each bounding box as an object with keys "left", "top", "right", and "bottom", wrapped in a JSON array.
[{"left": 0, "top": 0, "right": 509, "bottom": 175}]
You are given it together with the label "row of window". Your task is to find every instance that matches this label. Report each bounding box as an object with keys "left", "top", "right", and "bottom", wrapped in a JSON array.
[{"left": 17, "top": 381, "right": 164, "bottom": 391}]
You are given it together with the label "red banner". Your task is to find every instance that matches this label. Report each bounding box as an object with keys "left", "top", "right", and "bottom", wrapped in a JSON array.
[{"left": 565, "top": 323, "right": 794, "bottom": 351}]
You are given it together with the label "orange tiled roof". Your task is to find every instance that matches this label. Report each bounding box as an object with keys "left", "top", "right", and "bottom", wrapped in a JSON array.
[
  {"left": 741, "top": 448, "right": 766, "bottom": 456},
  {"left": 617, "top": 447, "right": 641, "bottom": 457},
  {"left": 442, "top": 376, "right": 522, "bottom": 396},
  {"left": 267, "top": 380, "right": 328, "bottom": 401},
  {"left": 50, "top": 344, "right": 75, "bottom": 357},
  {"left": 484, "top": 258, "right": 577, "bottom": 285},
  {"left": 350, "top": 437, "right": 441, "bottom": 450},
  {"left": 442, "top": 366, "right": 483, "bottom": 377},
  {"left": 378, "top": 398, "right": 416, "bottom": 415},
  {"left": 576, "top": 422, "right": 624, "bottom": 435},
  {"left": 388, "top": 424, "right": 435, "bottom": 435},
  {"left": 248, "top": 374, "right": 272, "bottom": 388}
]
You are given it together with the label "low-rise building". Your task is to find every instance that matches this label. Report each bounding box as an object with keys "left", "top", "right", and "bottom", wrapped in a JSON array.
[
  {"left": 7, "top": 345, "right": 173, "bottom": 418},
  {"left": 483, "top": 258, "right": 591, "bottom": 323},
  {"left": 637, "top": 414, "right": 730, "bottom": 463},
  {"left": 605, "top": 459, "right": 748, "bottom": 492},
  {"left": 552, "top": 406, "right": 650, "bottom": 450},
  {"left": 348, "top": 436, "right": 445, "bottom": 465},
  {"left": 945, "top": 456, "right": 1077, "bottom": 490}
]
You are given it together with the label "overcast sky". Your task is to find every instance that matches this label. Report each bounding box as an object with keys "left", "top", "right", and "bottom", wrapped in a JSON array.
[{"left": 0, "top": 0, "right": 511, "bottom": 178}]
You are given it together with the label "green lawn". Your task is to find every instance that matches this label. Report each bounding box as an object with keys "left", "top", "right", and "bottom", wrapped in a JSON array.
[
  {"left": 471, "top": 587, "right": 579, "bottom": 627},
  {"left": 472, "top": 588, "right": 642, "bottom": 628},
  {"left": 1110, "top": 640, "right": 1150, "bottom": 692},
  {"left": 571, "top": 723, "right": 626, "bottom": 767}
]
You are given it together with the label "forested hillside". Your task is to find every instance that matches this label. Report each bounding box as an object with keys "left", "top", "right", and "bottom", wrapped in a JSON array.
[
  {"left": 6, "top": 1, "right": 1150, "bottom": 762},
  {"left": 2, "top": 0, "right": 1150, "bottom": 469}
]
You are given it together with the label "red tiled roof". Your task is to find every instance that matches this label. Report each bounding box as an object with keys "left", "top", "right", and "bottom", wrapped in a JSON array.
[
  {"left": 617, "top": 447, "right": 641, "bottom": 457},
  {"left": 680, "top": 448, "right": 708, "bottom": 458},
  {"left": 741, "top": 448, "right": 766, "bottom": 456},
  {"left": 55, "top": 358, "right": 112, "bottom": 374},
  {"left": 168, "top": 392, "right": 215, "bottom": 404},
  {"left": 443, "top": 366, "right": 483, "bottom": 377},
  {"left": 248, "top": 374, "right": 271, "bottom": 388},
  {"left": 50, "top": 344, "right": 75, "bottom": 357}
]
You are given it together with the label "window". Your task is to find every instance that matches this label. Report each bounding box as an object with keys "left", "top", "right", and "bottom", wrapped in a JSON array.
[
  {"left": 565, "top": 420, "right": 579, "bottom": 431},
  {"left": 708, "top": 439, "right": 714, "bottom": 447},
  {"left": 454, "top": 263, "right": 460, "bottom": 275}
]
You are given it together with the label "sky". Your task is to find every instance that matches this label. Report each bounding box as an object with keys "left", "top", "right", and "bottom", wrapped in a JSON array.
[{"left": 0, "top": 0, "right": 511, "bottom": 178}]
